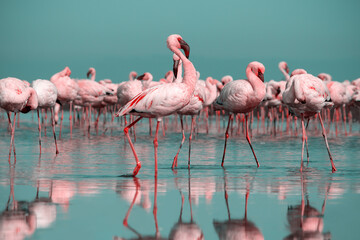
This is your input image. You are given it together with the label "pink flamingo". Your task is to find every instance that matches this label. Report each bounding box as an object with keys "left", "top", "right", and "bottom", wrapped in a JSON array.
[
  {"left": 214, "top": 61, "right": 266, "bottom": 168},
  {"left": 32, "top": 79, "right": 59, "bottom": 154},
  {"left": 115, "top": 34, "right": 196, "bottom": 177},
  {"left": 50, "top": 66, "right": 79, "bottom": 137},
  {"left": 318, "top": 73, "right": 347, "bottom": 136},
  {"left": 283, "top": 69, "right": 336, "bottom": 172},
  {"left": 0, "top": 77, "right": 38, "bottom": 164}
]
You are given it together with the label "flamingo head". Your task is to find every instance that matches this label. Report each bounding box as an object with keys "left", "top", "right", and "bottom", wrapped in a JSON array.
[
  {"left": 279, "top": 61, "right": 289, "bottom": 74},
  {"left": 249, "top": 61, "right": 265, "bottom": 82},
  {"left": 221, "top": 75, "right": 233, "bottom": 85},
  {"left": 167, "top": 34, "right": 190, "bottom": 59},
  {"left": 137, "top": 72, "right": 153, "bottom": 81},
  {"left": 87, "top": 67, "right": 96, "bottom": 79},
  {"left": 64, "top": 66, "right": 71, "bottom": 76},
  {"left": 317, "top": 73, "right": 332, "bottom": 82},
  {"left": 129, "top": 71, "right": 137, "bottom": 81}
]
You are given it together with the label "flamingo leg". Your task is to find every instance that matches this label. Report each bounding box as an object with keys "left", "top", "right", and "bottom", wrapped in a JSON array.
[
  {"left": 51, "top": 107, "right": 59, "bottom": 154},
  {"left": 221, "top": 114, "right": 233, "bottom": 167},
  {"left": 69, "top": 101, "right": 73, "bottom": 137},
  {"left": 305, "top": 118, "right": 310, "bottom": 164},
  {"left": 300, "top": 115, "right": 307, "bottom": 172},
  {"left": 122, "top": 177, "right": 140, "bottom": 227},
  {"left": 9, "top": 113, "right": 17, "bottom": 164},
  {"left": 37, "top": 109, "right": 42, "bottom": 155},
  {"left": 7, "top": 112, "right": 12, "bottom": 131},
  {"left": 245, "top": 114, "right": 260, "bottom": 167},
  {"left": 318, "top": 113, "right": 337, "bottom": 172},
  {"left": 59, "top": 107, "right": 64, "bottom": 139},
  {"left": 153, "top": 175, "right": 159, "bottom": 236},
  {"left": 172, "top": 115, "right": 185, "bottom": 169},
  {"left": 342, "top": 105, "right": 347, "bottom": 136},
  {"left": 124, "top": 116, "right": 143, "bottom": 176},
  {"left": 153, "top": 120, "right": 161, "bottom": 176},
  {"left": 188, "top": 116, "right": 196, "bottom": 169}
]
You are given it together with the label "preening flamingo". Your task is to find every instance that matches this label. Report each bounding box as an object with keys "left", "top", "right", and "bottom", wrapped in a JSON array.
[
  {"left": 0, "top": 77, "right": 38, "bottom": 164},
  {"left": 32, "top": 79, "right": 59, "bottom": 154},
  {"left": 283, "top": 69, "right": 336, "bottom": 172}
]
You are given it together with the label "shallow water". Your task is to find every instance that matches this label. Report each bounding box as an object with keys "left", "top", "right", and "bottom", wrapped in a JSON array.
[{"left": 0, "top": 112, "right": 360, "bottom": 240}]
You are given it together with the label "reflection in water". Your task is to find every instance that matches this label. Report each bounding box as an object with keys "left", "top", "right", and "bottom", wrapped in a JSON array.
[
  {"left": 213, "top": 169, "right": 264, "bottom": 240},
  {"left": 284, "top": 173, "right": 331, "bottom": 240},
  {"left": 115, "top": 177, "right": 167, "bottom": 240},
  {"left": 0, "top": 168, "right": 36, "bottom": 240},
  {"left": 169, "top": 169, "right": 204, "bottom": 240}
]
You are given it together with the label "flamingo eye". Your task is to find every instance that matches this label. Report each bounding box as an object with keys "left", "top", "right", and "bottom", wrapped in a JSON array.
[{"left": 177, "top": 37, "right": 182, "bottom": 41}]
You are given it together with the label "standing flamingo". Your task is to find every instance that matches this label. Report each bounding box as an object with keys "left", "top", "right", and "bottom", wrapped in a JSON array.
[
  {"left": 0, "top": 77, "right": 38, "bottom": 163},
  {"left": 32, "top": 79, "right": 59, "bottom": 154},
  {"left": 115, "top": 34, "right": 196, "bottom": 177},
  {"left": 283, "top": 69, "right": 336, "bottom": 172},
  {"left": 50, "top": 66, "right": 79, "bottom": 137},
  {"left": 214, "top": 61, "right": 266, "bottom": 168}
]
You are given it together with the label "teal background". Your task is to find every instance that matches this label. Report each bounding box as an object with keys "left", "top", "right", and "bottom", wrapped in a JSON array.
[{"left": 1, "top": 0, "right": 359, "bottom": 82}]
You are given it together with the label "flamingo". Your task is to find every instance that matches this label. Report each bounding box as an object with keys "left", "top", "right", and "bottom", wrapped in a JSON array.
[
  {"left": 50, "top": 66, "right": 79, "bottom": 137},
  {"left": 0, "top": 77, "right": 38, "bottom": 164},
  {"left": 282, "top": 69, "right": 336, "bottom": 172},
  {"left": 214, "top": 61, "right": 266, "bottom": 168},
  {"left": 115, "top": 34, "right": 196, "bottom": 177},
  {"left": 318, "top": 73, "right": 347, "bottom": 136},
  {"left": 32, "top": 79, "right": 59, "bottom": 154}
]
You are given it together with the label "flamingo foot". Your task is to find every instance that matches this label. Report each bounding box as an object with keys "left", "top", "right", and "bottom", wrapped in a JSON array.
[
  {"left": 132, "top": 162, "right": 142, "bottom": 176},
  {"left": 123, "top": 219, "right": 128, "bottom": 227},
  {"left": 332, "top": 166, "right": 337, "bottom": 173}
]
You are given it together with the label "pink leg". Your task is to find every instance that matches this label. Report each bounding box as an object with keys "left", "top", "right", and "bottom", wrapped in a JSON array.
[
  {"left": 342, "top": 105, "right": 347, "bottom": 136},
  {"left": 188, "top": 116, "right": 195, "bottom": 169},
  {"left": 172, "top": 115, "right": 185, "bottom": 169},
  {"left": 9, "top": 113, "right": 17, "bottom": 164},
  {"left": 300, "top": 115, "right": 307, "bottom": 172},
  {"left": 221, "top": 114, "right": 233, "bottom": 167},
  {"left": 69, "top": 101, "right": 73, "bottom": 137},
  {"left": 153, "top": 120, "right": 160, "bottom": 176},
  {"left": 6, "top": 112, "right": 12, "bottom": 131},
  {"left": 51, "top": 107, "right": 59, "bottom": 154},
  {"left": 122, "top": 178, "right": 140, "bottom": 227},
  {"left": 124, "top": 116, "right": 143, "bottom": 176},
  {"left": 245, "top": 114, "right": 260, "bottom": 168},
  {"left": 37, "top": 109, "right": 42, "bottom": 154},
  {"left": 153, "top": 175, "right": 159, "bottom": 235},
  {"left": 59, "top": 108, "right": 64, "bottom": 139},
  {"left": 305, "top": 118, "right": 310, "bottom": 164},
  {"left": 318, "top": 113, "right": 337, "bottom": 172}
]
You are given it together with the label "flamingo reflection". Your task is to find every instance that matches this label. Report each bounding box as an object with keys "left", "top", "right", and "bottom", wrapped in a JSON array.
[
  {"left": 0, "top": 168, "right": 36, "bottom": 240},
  {"left": 284, "top": 173, "right": 331, "bottom": 240},
  {"left": 169, "top": 169, "right": 204, "bottom": 240},
  {"left": 115, "top": 177, "right": 166, "bottom": 240},
  {"left": 213, "top": 169, "right": 264, "bottom": 240}
]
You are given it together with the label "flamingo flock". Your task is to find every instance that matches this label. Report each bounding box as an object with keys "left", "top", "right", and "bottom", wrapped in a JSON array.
[{"left": 1, "top": 34, "right": 360, "bottom": 177}]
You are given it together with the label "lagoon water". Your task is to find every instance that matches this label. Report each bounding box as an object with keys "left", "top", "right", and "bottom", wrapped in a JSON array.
[{"left": 0, "top": 112, "right": 359, "bottom": 240}]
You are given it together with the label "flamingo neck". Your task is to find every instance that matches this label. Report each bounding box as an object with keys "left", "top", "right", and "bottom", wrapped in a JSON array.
[
  {"left": 246, "top": 66, "right": 265, "bottom": 99},
  {"left": 170, "top": 46, "right": 196, "bottom": 91},
  {"left": 280, "top": 67, "right": 290, "bottom": 81},
  {"left": 90, "top": 71, "right": 96, "bottom": 81}
]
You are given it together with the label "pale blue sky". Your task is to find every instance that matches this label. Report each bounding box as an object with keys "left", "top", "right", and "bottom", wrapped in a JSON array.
[{"left": 1, "top": 0, "right": 359, "bottom": 82}]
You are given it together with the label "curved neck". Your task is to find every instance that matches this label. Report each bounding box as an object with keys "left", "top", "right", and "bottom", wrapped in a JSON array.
[
  {"left": 170, "top": 46, "right": 196, "bottom": 89},
  {"left": 90, "top": 71, "right": 96, "bottom": 81},
  {"left": 279, "top": 66, "right": 290, "bottom": 81},
  {"left": 246, "top": 66, "right": 265, "bottom": 96}
]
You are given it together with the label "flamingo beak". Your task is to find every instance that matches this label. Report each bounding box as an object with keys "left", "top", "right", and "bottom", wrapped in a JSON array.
[
  {"left": 285, "top": 66, "right": 290, "bottom": 74},
  {"left": 87, "top": 70, "right": 91, "bottom": 78},
  {"left": 137, "top": 74, "right": 145, "bottom": 80},
  {"left": 179, "top": 39, "right": 190, "bottom": 59},
  {"left": 258, "top": 70, "right": 264, "bottom": 82},
  {"left": 173, "top": 59, "right": 180, "bottom": 79}
]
